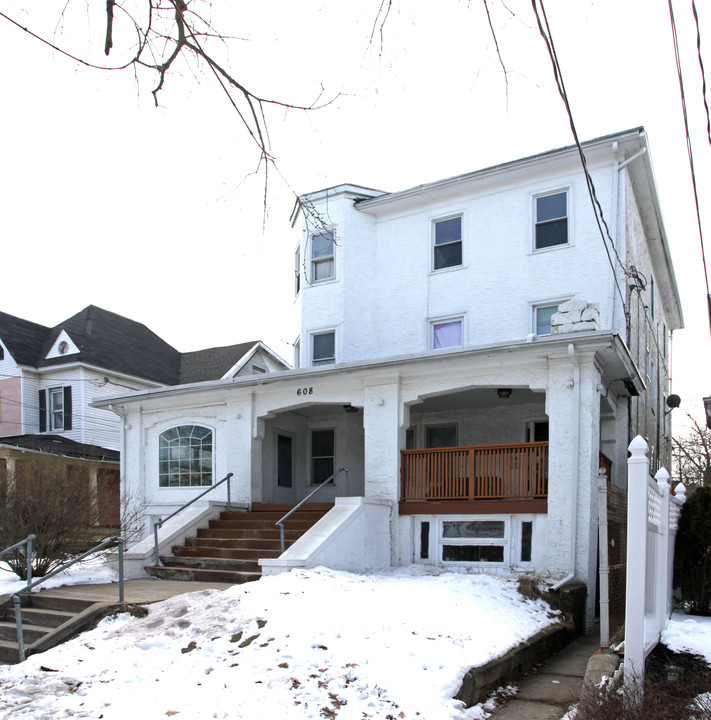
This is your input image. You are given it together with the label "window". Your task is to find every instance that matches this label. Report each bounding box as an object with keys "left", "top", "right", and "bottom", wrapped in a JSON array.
[
  {"left": 159, "top": 425, "right": 213, "bottom": 487},
  {"left": 432, "top": 319, "right": 463, "bottom": 349},
  {"left": 433, "top": 216, "right": 462, "bottom": 270},
  {"left": 38, "top": 387, "right": 72, "bottom": 432},
  {"left": 534, "top": 304, "right": 559, "bottom": 335},
  {"left": 312, "top": 331, "right": 335, "bottom": 365},
  {"left": 311, "top": 429, "right": 335, "bottom": 484},
  {"left": 520, "top": 521, "right": 533, "bottom": 563},
  {"left": 251, "top": 365, "right": 266, "bottom": 374},
  {"left": 426, "top": 423, "right": 458, "bottom": 449},
  {"left": 535, "top": 191, "right": 568, "bottom": 249},
  {"left": 277, "top": 434, "right": 293, "bottom": 488},
  {"left": 294, "top": 248, "right": 301, "bottom": 295},
  {"left": 311, "top": 231, "right": 335, "bottom": 282},
  {"left": 441, "top": 520, "right": 506, "bottom": 563}
]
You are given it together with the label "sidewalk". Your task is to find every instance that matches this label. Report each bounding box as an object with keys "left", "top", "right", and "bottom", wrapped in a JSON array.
[
  {"left": 491, "top": 633, "right": 617, "bottom": 719},
  {"left": 35, "top": 577, "right": 234, "bottom": 604}
]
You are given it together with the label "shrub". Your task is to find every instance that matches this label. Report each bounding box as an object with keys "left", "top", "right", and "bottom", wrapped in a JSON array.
[
  {"left": 0, "top": 456, "right": 99, "bottom": 579},
  {"left": 674, "top": 487, "right": 711, "bottom": 616}
]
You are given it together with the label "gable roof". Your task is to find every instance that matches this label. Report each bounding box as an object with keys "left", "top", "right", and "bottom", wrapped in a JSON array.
[
  {"left": 39, "top": 305, "right": 181, "bottom": 384},
  {"left": 0, "top": 306, "right": 281, "bottom": 386},
  {"left": 0, "top": 434, "right": 120, "bottom": 462},
  {"left": 180, "top": 341, "right": 260, "bottom": 383},
  {"left": 0, "top": 312, "right": 50, "bottom": 366}
]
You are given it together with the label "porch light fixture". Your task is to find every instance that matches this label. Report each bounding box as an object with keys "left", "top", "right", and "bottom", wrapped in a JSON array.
[
  {"left": 664, "top": 394, "right": 681, "bottom": 416},
  {"left": 343, "top": 404, "right": 359, "bottom": 413},
  {"left": 497, "top": 388, "right": 512, "bottom": 399}
]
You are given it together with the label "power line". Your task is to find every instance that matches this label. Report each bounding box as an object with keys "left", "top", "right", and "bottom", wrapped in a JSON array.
[
  {"left": 667, "top": 0, "right": 711, "bottom": 338},
  {"left": 530, "top": 0, "right": 630, "bottom": 321}
]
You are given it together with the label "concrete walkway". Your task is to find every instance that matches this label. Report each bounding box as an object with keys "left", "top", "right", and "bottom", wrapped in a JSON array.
[
  {"left": 35, "top": 578, "right": 235, "bottom": 604},
  {"left": 490, "top": 634, "right": 612, "bottom": 719}
]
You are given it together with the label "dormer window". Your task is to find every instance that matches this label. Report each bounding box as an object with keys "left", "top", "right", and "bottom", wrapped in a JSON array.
[{"left": 311, "top": 231, "right": 335, "bottom": 282}]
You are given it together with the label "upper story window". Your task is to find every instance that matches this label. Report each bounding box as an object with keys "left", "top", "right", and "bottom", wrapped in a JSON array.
[
  {"left": 294, "top": 248, "right": 301, "bottom": 295},
  {"left": 38, "top": 387, "right": 72, "bottom": 433},
  {"left": 311, "top": 231, "right": 335, "bottom": 282},
  {"left": 432, "top": 318, "right": 463, "bottom": 349},
  {"left": 159, "top": 425, "right": 213, "bottom": 487},
  {"left": 534, "top": 304, "right": 559, "bottom": 336},
  {"left": 312, "top": 330, "right": 335, "bottom": 365},
  {"left": 433, "top": 216, "right": 462, "bottom": 270},
  {"left": 534, "top": 191, "right": 568, "bottom": 250}
]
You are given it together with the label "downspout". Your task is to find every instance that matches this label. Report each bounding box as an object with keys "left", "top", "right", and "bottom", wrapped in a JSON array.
[{"left": 551, "top": 342, "right": 580, "bottom": 591}]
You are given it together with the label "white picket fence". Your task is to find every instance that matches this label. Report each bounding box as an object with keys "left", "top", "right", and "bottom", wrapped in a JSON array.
[{"left": 624, "top": 435, "right": 686, "bottom": 690}]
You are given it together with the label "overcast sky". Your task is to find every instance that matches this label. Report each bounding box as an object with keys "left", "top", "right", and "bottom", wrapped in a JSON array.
[{"left": 1, "top": 0, "right": 709, "bottom": 425}]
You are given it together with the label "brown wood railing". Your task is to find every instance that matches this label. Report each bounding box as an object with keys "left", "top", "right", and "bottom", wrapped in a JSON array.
[{"left": 401, "top": 442, "right": 549, "bottom": 501}]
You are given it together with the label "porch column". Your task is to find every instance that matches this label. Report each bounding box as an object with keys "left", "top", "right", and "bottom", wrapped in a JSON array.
[
  {"left": 362, "top": 374, "right": 403, "bottom": 503},
  {"left": 223, "top": 395, "right": 257, "bottom": 506},
  {"left": 546, "top": 348, "right": 601, "bottom": 630}
]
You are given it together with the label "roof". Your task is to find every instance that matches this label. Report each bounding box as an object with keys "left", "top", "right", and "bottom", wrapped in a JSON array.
[
  {"left": 0, "top": 435, "right": 120, "bottom": 462},
  {"left": 40, "top": 305, "right": 181, "bottom": 385},
  {"left": 180, "top": 341, "right": 261, "bottom": 383},
  {"left": 0, "top": 305, "right": 276, "bottom": 386},
  {"left": 0, "top": 312, "right": 50, "bottom": 367}
]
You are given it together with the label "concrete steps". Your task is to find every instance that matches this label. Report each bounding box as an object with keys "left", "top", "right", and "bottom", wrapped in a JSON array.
[
  {"left": 144, "top": 503, "right": 332, "bottom": 584},
  {"left": 0, "top": 593, "right": 104, "bottom": 665}
]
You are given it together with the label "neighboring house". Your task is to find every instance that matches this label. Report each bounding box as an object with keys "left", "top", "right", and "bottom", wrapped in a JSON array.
[
  {"left": 0, "top": 305, "right": 289, "bottom": 526},
  {"left": 98, "top": 128, "right": 682, "bottom": 629}
]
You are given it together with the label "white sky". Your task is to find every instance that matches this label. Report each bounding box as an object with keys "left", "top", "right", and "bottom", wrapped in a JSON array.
[{"left": 1, "top": 0, "right": 709, "bottom": 426}]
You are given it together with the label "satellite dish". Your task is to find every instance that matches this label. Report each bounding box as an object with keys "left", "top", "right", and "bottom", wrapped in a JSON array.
[{"left": 666, "top": 394, "right": 681, "bottom": 410}]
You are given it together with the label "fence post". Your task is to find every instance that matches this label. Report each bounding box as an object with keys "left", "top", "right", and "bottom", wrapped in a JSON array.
[
  {"left": 655, "top": 468, "right": 670, "bottom": 636},
  {"left": 597, "top": 467, "right": 610, "bottom": 649},
  {"left": 624, "top": 435, "right": 649, "bottom": 695}
]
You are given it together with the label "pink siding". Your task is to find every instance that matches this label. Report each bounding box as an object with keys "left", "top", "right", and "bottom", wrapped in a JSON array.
[{"left": 0, "top": 377, "right": 22, "bottom": 436}]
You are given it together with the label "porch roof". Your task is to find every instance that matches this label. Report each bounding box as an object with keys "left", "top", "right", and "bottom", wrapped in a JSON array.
[{"left": 92, "top": 330, "right": 643, "bottom": 412}]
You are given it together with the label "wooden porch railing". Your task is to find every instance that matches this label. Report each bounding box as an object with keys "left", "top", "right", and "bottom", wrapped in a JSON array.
[{"left": 401, "top": 442, "right": 549, "bottom": 502}]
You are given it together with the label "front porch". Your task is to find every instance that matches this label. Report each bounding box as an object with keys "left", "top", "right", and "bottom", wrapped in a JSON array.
[{"left": 400, "top": 441, "right": 549, "bottom": 515}]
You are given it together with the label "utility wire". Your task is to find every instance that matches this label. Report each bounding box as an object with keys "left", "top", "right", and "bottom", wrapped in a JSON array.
[
  {"left": 668, "top": 0, "right": 711, "bottom": 337},
  {"left": 692, "top": 0, "right": 711, "bottom": 146},
  {"left": 530, "top": 0, "right": 630, "bottom": 320}
]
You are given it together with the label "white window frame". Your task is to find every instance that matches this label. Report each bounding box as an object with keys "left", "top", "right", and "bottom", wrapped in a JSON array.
[
  {"left": 158, "top": 424, "right": 214, "bottom": 488},
  {"left": 533, "top": 189, "right": 570, "bottom": 251},
  {"left": 310, "top": 229, "right": 335, "bottom": 283},
  {"left": 49, "top": 387, "right": 65, "bottom": 431},
  {"left": 430, "top": 316, "right": 464, "bottom": 350},
  {"left": 432, "top": 214, "right": 463, "bottom": 272},
  {"left": 311, "top": 329, "right": 336, "bottom": 366},
  {"left": 438, "top": 517, "right": 510, "bottom": 566},
  {"left": 531, "top": 298, "right": 568, "bottom": 336},
  {"left": 310, "top": 427, "right": 336, "bottom": 486}
]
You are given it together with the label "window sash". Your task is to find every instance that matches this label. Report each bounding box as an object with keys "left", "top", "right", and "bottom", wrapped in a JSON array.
[
  {"left": 535, "top": 305, "right": 558, "bottom": 335},
  {"left": 312, "top": 331, "right": 335, "bottom": 365},
  {"left": 49, "top": 388, "right": 64, "bottom": 431},
  {"left": 311, "top": 232, "right": 335, "bottom": 281},
  {"left": 535, "top": 192, "right": 568, "bottom": 249},
  {"left": 432, "top": 320, "right": 462, "bottom": 349},
  {"left": 433, "top": 217, "right": 462, "bottom": 270},
  {"left": 159, "top": 425, "right": 213, "bottom": 487}
]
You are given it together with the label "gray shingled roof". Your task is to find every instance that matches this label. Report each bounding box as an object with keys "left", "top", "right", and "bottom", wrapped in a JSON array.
[
  {"left": 180, "top": 342, "right": 259, "bottom": 384},
  {"left": 0, "top": 306, "right": 268, "bottom": 386},
  {"left": 0, "top": 435, "right": 120, "bottom": 462}
]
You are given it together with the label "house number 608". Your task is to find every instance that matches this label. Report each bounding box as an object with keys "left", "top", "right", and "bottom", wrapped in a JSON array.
[{"left": 297, "top": 387, "right": 314, "bottom": 396}]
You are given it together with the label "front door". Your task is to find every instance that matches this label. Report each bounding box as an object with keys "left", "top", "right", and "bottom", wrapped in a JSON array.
[{"left": 273, "top": 433, "right": 296, "bottom": 503}]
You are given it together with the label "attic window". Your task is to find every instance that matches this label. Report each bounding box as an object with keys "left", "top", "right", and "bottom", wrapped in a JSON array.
[
  {"left": 58, "top": 341, "right": 69, "bottom": 355},
  {"left": 252, "top": 365, "right": 266, "bottom": 374},
  {"left": 0, "top": 346, "right": 3, "bottom": 360}
]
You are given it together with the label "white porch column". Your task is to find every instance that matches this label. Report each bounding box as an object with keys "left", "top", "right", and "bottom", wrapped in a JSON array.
[
  {"left": 224, "top": 395, "right": 258, "bottom": 506},
  {"left": 546, "top": 347, "right": 602, "bottom": 630},
  {"left": 362, "top": 374, "right": 403, "bottom": 503}
]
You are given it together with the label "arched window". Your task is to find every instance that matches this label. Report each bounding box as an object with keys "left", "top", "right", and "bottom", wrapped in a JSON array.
[{"left": 159, "top": 425, "right": 213, "bottom": 487}]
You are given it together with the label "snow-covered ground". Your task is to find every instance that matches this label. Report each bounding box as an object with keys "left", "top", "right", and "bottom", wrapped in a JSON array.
[
  {"left": 0, "top": 566, "right": 560, "bottom": 720},
  {"left": 662, "top": 612, "right": 711, "bottom": 665}
]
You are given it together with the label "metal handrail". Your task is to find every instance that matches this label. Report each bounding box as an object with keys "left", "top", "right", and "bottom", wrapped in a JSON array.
[
  {"left": 152, "top": 472, "right": 234, "bottom": 566},
  {"left": 275, "top": 468, "right": 347, "bottom": 553},
  {"left": 0, "top": 535, "right": 36, "bottom": 586},
  {"left": 8, "top": 535, "right": 125, "bottom": 663}
]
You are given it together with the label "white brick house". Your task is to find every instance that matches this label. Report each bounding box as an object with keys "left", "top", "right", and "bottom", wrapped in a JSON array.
[{"left": 99, "top": 128, "right": 682, "bottom": 628}]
